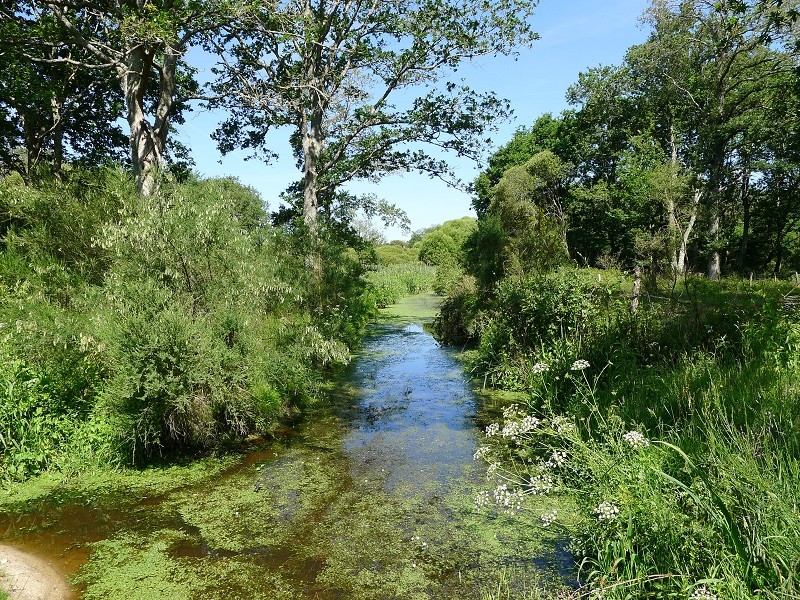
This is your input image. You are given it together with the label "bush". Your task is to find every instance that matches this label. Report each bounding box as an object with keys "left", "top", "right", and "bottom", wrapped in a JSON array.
[
  {"left": 434, "top": 275, "right": 481, "bottom": 345},
  {"left": 0, "top": 169, "right": 376, "bottom": 477},
  {"left": 464, "top": 270, "right": 800, "bottom": 599}
]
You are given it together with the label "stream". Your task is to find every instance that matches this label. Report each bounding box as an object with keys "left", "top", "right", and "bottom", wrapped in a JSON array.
[{"left": 0, "top": 295, "right": 572, "bottom": 599}]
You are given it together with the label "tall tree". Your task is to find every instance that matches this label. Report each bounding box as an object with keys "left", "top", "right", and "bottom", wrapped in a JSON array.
[
  {"left": 639, "top": 0, "right": 798, "bottom": 279},
  {"left": 210, "top": 0, "right": 538, "bottom": 233},
  {"left": 2, "top": 1, "right": 236, "bottom": 195},
  {"left": 0, "top": 13, "right": 127, "bottom": 176}
]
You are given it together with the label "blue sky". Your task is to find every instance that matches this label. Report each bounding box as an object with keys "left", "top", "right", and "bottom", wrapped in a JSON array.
[{"left": 177, "top": 0, "right": 652, "bottom": 240}]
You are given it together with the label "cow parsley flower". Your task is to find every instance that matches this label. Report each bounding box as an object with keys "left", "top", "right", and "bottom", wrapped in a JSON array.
[
  {"left": 473, "top": 445, "right": 490, "bottom": 461},
  {"left": 475, "top": 490, "right": 492, "bottom": 508},
  {"left": 493, "top": 484, "right": 524, "bottom": 512},
  {"left": 528, "top": 474, "right": 554, "bottom": 495},
  {"left": 595, "top": 500, "right": 619, "bottom": 521},
  {"left": 485, "top": 422, "right": 500, "bottom": 437},
  {"left": 520, "top": 415, "right": 540, "bottom": 432},
  {"left": 501, "top": 420, "right": 521, "bottom": 439},
  {"left": 622, "top": 430, "right": 650, "bottom": 448},
  {"left": 540, "top": 509, "right": 558, "bottom": 527},
  {"left": 531, "top": 362, "right": 550, "bottom": 374},
  {"left": 689, "top": 586, "right": 718, "bottom": 600},
  {"left": 571, "top": 359, "right": 590, "bottom": 371},
  {"left": 545, "top": 450, "right": 567, "bottom": 469}
]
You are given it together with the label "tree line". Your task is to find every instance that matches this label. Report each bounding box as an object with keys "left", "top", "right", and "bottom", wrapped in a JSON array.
[
  {"left": 1, "top": 0, "right": 537, "bottom": 232},
  {"left": 471, "top": 0, "right": 800, "bottom": 282}
]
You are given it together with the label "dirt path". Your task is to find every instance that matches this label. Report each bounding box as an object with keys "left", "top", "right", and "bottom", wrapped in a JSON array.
[{"left": 0, "top": 545, "right": 72, "bottom": 600}]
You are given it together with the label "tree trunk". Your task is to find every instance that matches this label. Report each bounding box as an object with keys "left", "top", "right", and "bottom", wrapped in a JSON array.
[
  {"left": 630, "top": 265, "right": 642, "bottom": 315},
  {"left": 707, "top": 153, "right": 725, "bottom": 281},
  {"left": 22, "top": 109, "right": 46, "bottom": 176},
  {"left": 119, "top": 45, "right": 176, "bottom": 197},
  {"left": 50, "top": 95, "right": 64, "bottom": 176},
  {"left": 302, "top": 118, "right": 323, "bottom": 232},
  {"left": 738, "top": 167, "right": 751, "bottom": 270},
  {"left": 676, "top": 189, "right": 700, "bottom": 276},
  {"left": 667, "top": 126, "right": 681, "bottom": 273},
  {"left": 707, "top": 208, "right": 721, "bottom": 280}
]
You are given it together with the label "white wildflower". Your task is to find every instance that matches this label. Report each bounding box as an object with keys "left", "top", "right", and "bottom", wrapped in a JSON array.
[
  {"left": 689, "top": 586, "right": 718, "bottom": 600},
  {"left": 475, "top": 490, "right": 492, "bottom": 508},
  {"left": 486, "top": 462, "right": 500, "bottom": 478},
  {"left": 540, "top": 509, "right": 558, "bottom": 527},
  {"left": 571, "top": 359, "right": 590, "bottom": 371},
  {"left": 622, "top": 430, "right": 650, "bottom": 449},
  {"left": 501, "top": 420, "right": 521, "bottom": 439},
  {"left": 528, "top": 474, "right": 554, "bottom": 495},
  {"left": 545, "top": 450, "right": 568, "bottom": 469},
  {"left": 473, "top": 445, "right": 490, "bottom": 461},
  {"left": 502, "top": 404, "right": 523, "bottom": 420},
  {"left": 492, "top": 484, "right": 524, "bottom": 512},
  {"left": 532, "top": 362, "right": 550, "bottom": 374},
  {"left": 595, "top": 500, "right": 619, "bottom": 521},
  {"left": 485, "top": 422, "right": 500, "bottom": 437}
]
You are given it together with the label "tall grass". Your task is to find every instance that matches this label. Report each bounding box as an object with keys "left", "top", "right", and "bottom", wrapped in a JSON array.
[
  {"left": 365, "top": 263, "right": 436, "bottom": 307},
  {"left": 459, "top": 269, "right": 800, "bottom": 598}
]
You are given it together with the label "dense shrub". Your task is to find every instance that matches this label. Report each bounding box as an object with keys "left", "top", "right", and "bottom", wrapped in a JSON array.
[
  {"left": 413, "top": 217, "right": 476, "bottom": 268},
  {"left": 0, "top": 169, "right": 376, "bottom": 477}
]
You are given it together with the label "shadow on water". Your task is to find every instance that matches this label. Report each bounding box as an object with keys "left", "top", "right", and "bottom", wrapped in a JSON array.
[{"left": 0, "top": 293, "right": 576, "bottom": 598}]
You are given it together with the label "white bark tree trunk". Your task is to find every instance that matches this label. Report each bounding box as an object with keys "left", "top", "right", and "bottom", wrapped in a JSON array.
[
  {"left": 707, "top": 209, "right": 721, "bottom": 280},
  {"left": 119, "top": 45, "right": 177, "bottom": 197}
]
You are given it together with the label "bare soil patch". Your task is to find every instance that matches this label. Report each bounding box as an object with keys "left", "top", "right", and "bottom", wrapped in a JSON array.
[{"left": 0, "top": 544, "right": 72, "bottom": 600}]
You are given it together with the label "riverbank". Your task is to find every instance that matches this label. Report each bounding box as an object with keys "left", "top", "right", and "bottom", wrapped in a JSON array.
[{"left": 0, "top": 544, "right": 71, "bottom": 600}]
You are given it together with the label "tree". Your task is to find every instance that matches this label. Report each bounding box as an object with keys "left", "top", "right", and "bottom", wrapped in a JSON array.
[
  {"left": 0, "top": 13, "right": 127, "bottom": 177},
  {"left": 472, "top": 113, "right": 567, "bottom": 216},
  {"left": 638, "top": 0, "right": 798, "bottom": 279},
  {"left": 210, "top": 0, "right": 537, "bottom": 233},
  {"left": 478, "top": 150, "right": 570, "bottom": 278},
  {"left": 2, "top": 1, "right": 236, "bottom": 195},
  {"left": 416, "top": 216, "right": 477, "bottom": 267}
]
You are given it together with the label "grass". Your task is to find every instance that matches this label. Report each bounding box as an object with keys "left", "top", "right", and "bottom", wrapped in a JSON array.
[
  {"left": 365, "top": 263, "right": 436, "bottom": 307},
  {"left": 462, "top": 273, "right": 800, "bottom": 599}
]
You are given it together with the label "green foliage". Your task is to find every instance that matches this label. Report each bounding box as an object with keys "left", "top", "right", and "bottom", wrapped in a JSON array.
[
  {"left": 0, "top": 168, "right": 377, "bottom": 478},
  {"left": 466, "top": 273, "right": 800, "bottom": 598},
  {"left": 472, "top": 114, "right": 567, "bottom": 217},
  {"left": 210, "top": 0, "right": 536, "bottom": 228},
  {"left": 466, "top": 152, "right": 570, "bottom": 289},
  {"left": 433, "top": 275, "right": 481, "bottom": 345},
  {"left": 365, "top": 264, "right": 436, "bottom": 308},
  {"left": 415, "top": 217, "right": 476, "bottom": 268},
  {"left": 375, "top": 242, "right": 419, "bottom": 265}
]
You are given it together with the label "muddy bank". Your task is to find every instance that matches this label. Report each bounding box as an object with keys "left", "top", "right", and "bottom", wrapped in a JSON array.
[{"left": 0, "top": 544, "right": 72, "bottom": 600}]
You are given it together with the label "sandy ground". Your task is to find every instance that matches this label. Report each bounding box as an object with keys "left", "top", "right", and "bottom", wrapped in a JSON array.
[{"left": 0, "top": 545, "right": 72, "bottom": 600}]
